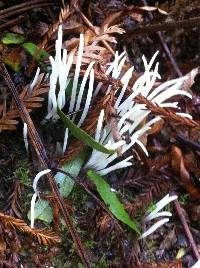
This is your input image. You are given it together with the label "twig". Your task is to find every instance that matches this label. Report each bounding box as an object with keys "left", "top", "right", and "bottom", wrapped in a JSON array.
[
  {"left": 134, "top": 94, "right": 200, "bottom": 129},
  {"left": 0, "top": 15, "right": 25, "bottom": 30},
  {"left": 0, "top": 63, "right": 91, "bottom": 268},
  {"left": 176, "top": 134, "right": 200, "bottom": 152},
  {"left": 141, "top": 0, "right": 182, "bottom": 77},
  {"left": 123, "top": 16, "right": 200, "bottom": 40},
  {"left": 0, "top": 0, "right": 46, "bottom": 15},
  {"left": 0, "top": 2, "right": 54, "bottom": 20},
  {"left": 174, "top": 199, "right": 200, "bottom": 260}
]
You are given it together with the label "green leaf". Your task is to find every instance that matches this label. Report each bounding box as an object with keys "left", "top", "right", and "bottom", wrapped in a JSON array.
[
  {"left": 87, "top": 170, "right": 140, "bottom": 234},
  {"left": 2, "top": 33, "right": 25, "bottom": 45},
  {"left": 27, "top": 199, "right": 53, "bottom": 223},
  {"left": 21, "top": 42, "right": 49, "bottom": 60},
  {"left": 57, "top": 108, "right": 114, "bottom": 154},
  {"left": 55, "top": 152, "right": 87, "bottom": 197}
]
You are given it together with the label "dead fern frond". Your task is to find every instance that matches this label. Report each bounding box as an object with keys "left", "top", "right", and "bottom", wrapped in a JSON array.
[
  {"left": 31, "top": 228, "right": 61, "bottom": 246},
  {"left": 0, "top": 212, "right": 60, "bottom": 245},
  {"left": 0, "top": 73, "right": 49, "bottom": 132},
  {"left": 135, "top": 94, "right": 200, "bottom": 129},
  {"left": 5, "top": 180, "right": 22, "bottom": 218},
  {"left": 126, "top": 179, "right": 172, "bottom": 218}
]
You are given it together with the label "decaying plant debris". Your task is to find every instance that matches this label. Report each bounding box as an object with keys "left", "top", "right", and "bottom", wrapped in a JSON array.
[{"left": 0, "top": 0, "right": 200, "bottom": 267}]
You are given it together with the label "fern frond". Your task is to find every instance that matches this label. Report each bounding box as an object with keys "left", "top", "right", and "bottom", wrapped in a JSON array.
[
  {"left": 135, "top": 94, "right": 200, "bottom": 129},
  {"left": 0, "top": 212, "right": 60, "bottom": 245},
  {"left": 0, "top": 73, "right": 49, "bottom": 132}
]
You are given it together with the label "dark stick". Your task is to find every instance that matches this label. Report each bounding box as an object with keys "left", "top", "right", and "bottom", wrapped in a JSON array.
[
  {"left": 0, "top": 63, "right": 91, "bottom": 268},
  {"left": 0, "top": 2, "right": 54, "bottom": 20},
  {"left": 0, "top": 0, "right": 46, "bottom": 15},
  {"left": 123, "top": 17, "right": 200, "bottom": 40},
  {"left": 176, "top": 134, "right": 200, "bottom": 152},
  {"left": 141, "top": 0, "right": 182, "bottom": 77},
  {"left": 0, "top": 15, "right": 25, "bottom": 31},
  {"left": 174, "top": 199, "right": 200, "bottom": 260}
]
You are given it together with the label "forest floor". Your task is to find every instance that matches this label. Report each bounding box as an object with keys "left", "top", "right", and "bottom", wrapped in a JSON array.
[{"left": 0, "top": 0, "right": 200, "bottom": 267}]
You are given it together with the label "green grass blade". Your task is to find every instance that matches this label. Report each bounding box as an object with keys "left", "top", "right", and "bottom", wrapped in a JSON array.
[
  {"left": 87, "top": 170, "right": 140, "bottom": 235},
  {"left": 57, "top": 108, "right": 114, "bottom": 154}
]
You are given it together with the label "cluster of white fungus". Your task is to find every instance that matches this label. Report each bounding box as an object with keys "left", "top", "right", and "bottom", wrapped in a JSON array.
[
  {"left": 30, "top": 25, "right": 193, "bottom": 242},
  {"left": 46, "top": 25, "right": 95, "bottom": 153}
]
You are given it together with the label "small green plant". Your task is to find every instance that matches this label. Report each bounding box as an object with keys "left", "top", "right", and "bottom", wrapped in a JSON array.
[
  {"left": 14, "top": 162, "right": 31, "bottom": 187},
  {"left": 179, "top": 193, "right": 189, "bottom": 206}
]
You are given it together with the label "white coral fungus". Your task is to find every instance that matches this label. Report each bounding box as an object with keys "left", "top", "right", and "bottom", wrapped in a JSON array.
[
  {"left": 46, "top": 25, "right": 192, "bottom": 159},
  {"left": 85, "top": 50, "right": 191, "bottom": 175},
  {"left": 141, "top": 194, "right": 178, "bottom": 239}
]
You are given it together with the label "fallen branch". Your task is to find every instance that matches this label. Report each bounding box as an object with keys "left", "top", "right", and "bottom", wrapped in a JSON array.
[{"left": 123, "top": 16, "right": 200, "bottom": 41}]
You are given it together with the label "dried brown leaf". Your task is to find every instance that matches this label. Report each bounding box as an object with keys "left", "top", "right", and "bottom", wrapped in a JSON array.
[{"left": 5, "top": 180, "right": 22, "bottom": 218}]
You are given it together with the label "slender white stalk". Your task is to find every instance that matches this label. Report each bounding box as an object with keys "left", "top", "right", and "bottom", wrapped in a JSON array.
[
  {"left": 145, "top": 211, "right": 172, "bottom": 221},
  {"left": 74, "top": 61, "right": 95, "bottom": 114},
  {"left": 32, "top": 169, "right": 51, "bottom": 193},
  {"left": 135, "top": 140, "right": 149, "bottom": 156},
  {"left": 30, "top": 169, "right": 51, "bottom": 228},
  {"left": 78, "top": 68, "right": 94, "bottom": 127},
  {"left": 63, "top": 128, "right": 69, "bottom": 153},
  {"left": 95, "top": 110, "right": 104, "bottom": 142},
  {"left": 118, "top": 104, "right": 146, "bottom": 130},
  {"left": 113, "top": 56, "right": 126, "bottom": 78},
  {"left": 23, "top": 123, "right": 28, "bottom": 153},
  {"left": 30, "top": 67, "right": 40, "bottom": 91},
  {"left": 176, "top": 112, "right": 193, "bottom": 119},
  {"left": 153, "top": 89, "right": 192, "bottom": 104},
  {"left": 146, "top": 194, "right": 177, "bottom": 220},
  {"left": 98, "top": 156, "right": 133, "bottom": 175},
  {"left": 141, "top": 218, "right": 169, "bottom": 239},
  {"left": 69, "top": 34, "right": 84, "bottom": 113},
  {"left": 30, "top": 193, "right": 37, "bottom": 228},
  {"left": 114, "top": 66, "right": 134, "bottom": 109},
  {"left": 57, "top": 51, "right": 74, "bottom": 110},
  {"left": 142, "top": 51, "right": 159, "bottom": 72},
  {"left": 159, "top": 102, "right": 178, "bottom": 108},
  {"left": 147, "top": 77, "right": 186, "bottom": 100},
  {"left": 93, "top": 51, "right": 126, "bottom": 96}
]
